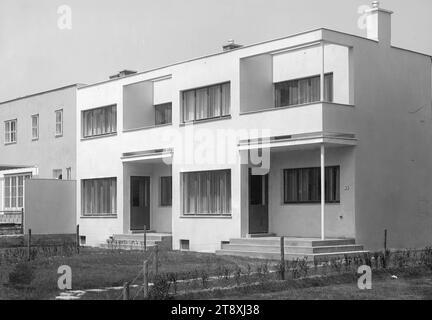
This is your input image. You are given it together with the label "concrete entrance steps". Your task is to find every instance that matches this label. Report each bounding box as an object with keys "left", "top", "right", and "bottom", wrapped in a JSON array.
[
  {"left": 215, "top": 237, "right": 368, "bottom": 262},
  {"left": 102, "top": 232, "right": 172, "bottom": 250}
]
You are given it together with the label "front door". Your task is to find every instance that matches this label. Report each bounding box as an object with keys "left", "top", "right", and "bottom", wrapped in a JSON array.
[
  {"left": 130, "top": 176, "right": 150, "bottom": 231},
  {"left": 248, "top": 169, "right": 269, "bottom": 234}
]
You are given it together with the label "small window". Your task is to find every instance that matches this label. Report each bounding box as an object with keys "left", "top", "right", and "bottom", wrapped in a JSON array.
[
  {"left": 55, "top": 109, "right": 63, "bottom": 136},
  {"left": 155, "top": 103, "right": 172, "bottom": 125},
  {"left": 79, "top": 236, "right": 86, "bottom": 245},
  {"left": 66, "top": 167, "right": 72, "bottom": 180},
  {"left": 53, "top": 169, "right": 63, "bottom": 180},
  {"left": 31, "top": 114, "right": 39, "bottom": 140},
  {"left": 180, "top": 239, "right": 190, "bottom": 251},
  {"left": 4, "top": 119, "right": 17, "bottom": 144},
  {"left": 160, "top": 176, "right": 172, "bottom": 206}
]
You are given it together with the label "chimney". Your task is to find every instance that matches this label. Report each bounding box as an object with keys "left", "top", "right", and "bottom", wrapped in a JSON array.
[
  {"left": 222, "top": 39, "right": 243, "bottom": 51},
  {"left": 109, "top": 69, "right": 137, "bottom": 79},
  {"left": 365, "top": 1, "right": 393, "bottom": 46}
]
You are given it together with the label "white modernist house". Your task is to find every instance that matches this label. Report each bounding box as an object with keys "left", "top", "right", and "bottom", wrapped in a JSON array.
[{"left": 76, "top": 4, "right": 432, "bottom": 254}]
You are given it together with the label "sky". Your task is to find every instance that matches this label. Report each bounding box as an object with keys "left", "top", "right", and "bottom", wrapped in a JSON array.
[{"left": 0, "top": 0, "right": 431, "bottom": 102}]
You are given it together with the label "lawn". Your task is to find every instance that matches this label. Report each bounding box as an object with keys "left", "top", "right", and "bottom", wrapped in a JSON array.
[{"left": 0, "top": 247, "right": 265, "bottom": 300}]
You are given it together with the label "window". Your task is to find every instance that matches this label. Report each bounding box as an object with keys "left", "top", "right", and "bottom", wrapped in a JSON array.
[
  {"left": 275, "top": 73, "right": 333, "bottom": 107},
  {"left": 180, "top": 239, "right": 190, "bottom": 251},
  {"left": 4, "top": 119, "right": 17, "bottom": 144},
  {"left": 81, "top": 178, "right": 117, "bottom": 216},
  {"left": 182, "top": 82, "right": 230, "bottom": 122},
  {"left": 53, "top": 169, "right": 63, "bottom": 180},
  {"left": 182, "top": 169, "right": 231, "bottom": 215},
  {"left": 31, "top": 114, "right": 39, "bottom": 140},
  {"left": 155, "top": 103, "right": 172, "bottom": 125},
  {"left": 82, "top": 105, "right": 117, "bottom": 138},
  {"left": 4, "top": 174, "right": 31, "bottom": 210},
  {"left": 283, "top": 166, "right": 340, "bottom": 203},
  {"left": 55, "top": 109, "right": 63, "bottom": 136},
  {"left": 160, "top": 176, "right": 172, "bottom": 206},
  {"left": 66, "top": 167, "right": 72, "bottom": 180}
]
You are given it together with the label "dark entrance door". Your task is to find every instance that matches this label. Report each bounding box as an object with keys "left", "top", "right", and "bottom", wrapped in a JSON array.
[
  {"left": 130, "top": 176, "right": 150, "bottom": 231},
  {"left": 248, "top": 169, "right": 269, "bottom": 234}
]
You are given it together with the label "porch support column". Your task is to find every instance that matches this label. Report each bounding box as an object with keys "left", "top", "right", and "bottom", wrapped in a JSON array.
[
  {"left": 320, "top": 144, "right": 325, "bottom": 240},
  {"left": 320, "top": 41, "right": 325, "bottom": 101}
]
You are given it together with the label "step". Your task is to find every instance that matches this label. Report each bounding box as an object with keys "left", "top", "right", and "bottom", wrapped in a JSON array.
[
  {"left": 215, "top": 249, "right": 369, "bottom": 262},
  {"left": 100, "top": 243, "right": 158, "bottom": 250},
  {"left": 112, "top": 233, "right": 171, "bottom": 242},
  {"left": 247, "top": 233, "right": 277, "bottom": 238},
  {"left": 221, "top": 243, "right": 364, "bottom": 254},
  {"left": 229, "top": 237, "right": 355, "bottom": 247}
]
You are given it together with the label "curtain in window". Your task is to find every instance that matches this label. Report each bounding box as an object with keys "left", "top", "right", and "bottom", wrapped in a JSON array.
[
  {"left": 82, "top": 178, "right": 117, "bottom": 215},
  {"left": 155, "top": 103, "right": 172, "bottom": 125},
  {"left": 182, "top": 170, "right": 231, "bottom": 214},
  {"left": 275, "top": 74, "right": 333, "bottom": 107},
  {"left": 82, "top": 106, "right": 116, "bottom": 137},
  {"left": 283, "top": 166, "right": 339, "bottom": 203},
  {"left": 182, "top": 83, "right": 230, "bottom": 122}
]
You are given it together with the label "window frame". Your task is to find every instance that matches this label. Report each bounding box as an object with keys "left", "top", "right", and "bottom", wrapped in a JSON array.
[
  {"left": 55, "top": 109, "right": 63, "bottom": 137},
  {"left": 81, "top": 177, "right": 117, "bottom": 216},
  {"left": 181, "top": 82, "right": 230, "bottom": 123},
  {"left": 4, "top": 119, "right": 17, "bottom": 144},
  {"left": 181, "top": 169, "right": 232, "bottom": 216},
  {"left": 31, "top": 114, "right": 39, "bottom": 140},
  {"left": 283, "top": 166, "right": 340, "bottom": 204},
  {"left": 81, "top": 104, "right": 117, "bottom": 138},
  {"left": 3, "top": 173, "right": 32, "bottom": 210},
  {"left": 274, "top": 73, "right": 334, "bottom": 108},
  {"left": 159, "top": 176, "right": 172, "bottom": 207},
  {"left": 154, "top": 103, "right": 172, "bottom": 126}
]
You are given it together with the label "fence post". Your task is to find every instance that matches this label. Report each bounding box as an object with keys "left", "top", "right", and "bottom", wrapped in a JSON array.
[
  {"left": 144, "top": 226, "right": 147, "bottom": 252},
  {"left": 154, "top": 245, "right": 159, "bottom": 276},
  {"left": 76, "top": 224, "right": 80, "bottom": 254},
  {"left": 27, "top": 229, "right": 32, "bottom": 261},
  {"left": 143, "top": 260, "right": 149, "bottom": 299},
  {"left": 383, "top": 229, "right": 388, "bottom": 268},
  {"left": 21, "top": 208, "right": 24, "bottom": 235},
  {"left": 122, "top": 282, "right": 130, "bottom": 300},
  {"left": 280, "top": 236, "right": 285, "bottom": 280}
]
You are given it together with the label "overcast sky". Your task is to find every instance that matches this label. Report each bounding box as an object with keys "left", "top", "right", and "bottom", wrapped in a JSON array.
[{"left": 0, "top": 0, "right": 431, "bottom": 102}]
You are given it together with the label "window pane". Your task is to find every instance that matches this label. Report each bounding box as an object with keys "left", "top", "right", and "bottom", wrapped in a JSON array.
[
  {"left": 182, "top": 170, "right": 230, "bottom": 215},
  {"left": 183, "top": 90, "right": 195, "bottom": 122},
  {"left": 82, "top": 178, "right": 117, "bottom": 215},
  {"left": 221, "top": 83, "right": 230, "bottom": 116},
  {"left": 208, "top": 86, "right": 221, "bottom": 118},
  {"left": 160, "top": 176, "right": 172, "bottom": 206},
  {"left": 195, "top": 88, "right": 208, "bottom": 120}
]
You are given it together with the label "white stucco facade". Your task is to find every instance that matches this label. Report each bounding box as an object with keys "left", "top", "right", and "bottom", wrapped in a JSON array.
[{"left": 76, "top": 6, "right": 432, "bottom": 252}]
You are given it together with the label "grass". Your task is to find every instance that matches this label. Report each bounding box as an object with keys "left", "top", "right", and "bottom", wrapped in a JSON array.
[{"left": 0, "top": 247, "right": 265, "bottom": 300}]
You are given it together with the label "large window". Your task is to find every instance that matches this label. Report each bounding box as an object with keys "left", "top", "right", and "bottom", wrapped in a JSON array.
[
  {"left": 182, "top": 169, "right": 231, "bottom": 215},
  {"left": 81, "top": 178, "right": 117, "bottom": 216},
  {"left": 275, "top": 73, "right": 333, "bottom": 107},
  {"left": 283, "top": 166, "right": 340, "bottom": 203},
  {"left": 4, "top": 174, "right": 32, "bottom": 210},
  {"left": 31, "top": 114, "right": 39, "bottom": 140},
  {"left": 155, "top": 103, "right": 172, "bottom": 125},
  {"left": 82, "top": 105, "right": 117, "bottom": 138},
  {"left": 4, "top": 119, "right": 17, "bottom": 144},
  {"left": 160, "top": 176, "right": 172, "bottom": 206},
  {"left": 55, "top": 109, "right": 63, "bottom": 136},
  {"left": 182, "top": 82, "right": 230, "bottom": 122}
]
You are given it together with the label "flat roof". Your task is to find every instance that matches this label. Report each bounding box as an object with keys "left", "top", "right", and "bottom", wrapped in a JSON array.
[
  {"left": 0, "top": 83, "right": 85, "bottom": 106},
  {"left": 77, "top": 27, "right": 432, "bottom": 90}
]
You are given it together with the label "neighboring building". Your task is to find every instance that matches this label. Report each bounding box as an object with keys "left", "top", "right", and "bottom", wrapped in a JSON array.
[
  {"left": 75, "top": 3, "right": 432, "bottom": 253},
  {"left": 0, "top": 84, "right": 81, "bottom": 217}
]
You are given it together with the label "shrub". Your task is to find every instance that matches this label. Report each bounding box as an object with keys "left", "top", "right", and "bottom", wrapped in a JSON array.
[
  {"left": 8, "top": 262, "right": 35, "bottom": 287},
  {"left": 148, "top": 275, "right": 171, "bottom": 300}
]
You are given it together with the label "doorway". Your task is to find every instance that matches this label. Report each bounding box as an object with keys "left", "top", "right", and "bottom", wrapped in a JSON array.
[
  {"left": 130, "top": 176, "right": 150, "bottom": 231},
  {"left": 248, "top": 169, "right": 269, "bottom": 234}
]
